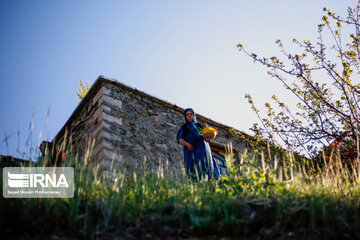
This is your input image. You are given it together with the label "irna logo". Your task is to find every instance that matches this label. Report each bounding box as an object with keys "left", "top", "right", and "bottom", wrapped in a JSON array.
[
  {"left": 3, "top": 167, "right": 74, "bottom": 198},
  {"left": 7, "top": 172, "right": 69, "bottom": 188}
]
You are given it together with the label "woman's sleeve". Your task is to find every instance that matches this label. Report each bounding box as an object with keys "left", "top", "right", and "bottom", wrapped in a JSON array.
[
  {"left": 177, "top": 124, "right": 187, "bottom": 143},
  {"left": 195, "top": 123, "right": 205, "bottom": 140}
]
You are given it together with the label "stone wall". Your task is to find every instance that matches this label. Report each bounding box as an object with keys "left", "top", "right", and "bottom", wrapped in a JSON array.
[
  {"left": 54, "top": 76, "right": 254, "bottom": 176},
  {"left": 54, "top": 81, "right": 105, "bottom": 164},
  {"left": 100, "top": 80, "right": 251, "bottom": 176}
]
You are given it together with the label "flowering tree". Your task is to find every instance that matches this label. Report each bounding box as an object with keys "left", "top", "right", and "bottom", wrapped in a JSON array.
[{"left": 238, "top": 2, "right": 360, "bottom": 158}]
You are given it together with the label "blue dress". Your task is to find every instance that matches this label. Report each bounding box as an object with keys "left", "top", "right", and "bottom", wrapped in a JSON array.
[{"left": 177, "top": 108, "right": 220, "bottom": 181}]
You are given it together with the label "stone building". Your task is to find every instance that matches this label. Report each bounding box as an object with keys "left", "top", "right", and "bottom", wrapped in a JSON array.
[{"left": 54, "top": 76, "right": 255, "bottom": 176}]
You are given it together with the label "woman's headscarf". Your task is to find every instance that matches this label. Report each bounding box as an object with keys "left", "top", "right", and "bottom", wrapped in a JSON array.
[
  {"left": 177, "top": 108, "right": 201, "bottom": 142},
  {"left": 184, "top": 108, "right": 197, "bottom": 123}
]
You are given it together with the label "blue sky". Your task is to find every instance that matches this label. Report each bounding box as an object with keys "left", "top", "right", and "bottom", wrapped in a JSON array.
[{"left": 0, "top": 0, "right": 351, "bottom": 159}]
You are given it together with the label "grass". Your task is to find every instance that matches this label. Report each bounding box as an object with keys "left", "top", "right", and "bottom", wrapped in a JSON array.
[{"left": 1, "top": 146, "right": 360, "bottom": 240}]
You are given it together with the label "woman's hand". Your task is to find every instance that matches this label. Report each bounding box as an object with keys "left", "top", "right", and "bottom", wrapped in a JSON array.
[
  {"left": 186, "top": 143, "right": 194, "bottom": 152},
  {"left": 179, "top": 138, "right": 194, "bottom": 152}
]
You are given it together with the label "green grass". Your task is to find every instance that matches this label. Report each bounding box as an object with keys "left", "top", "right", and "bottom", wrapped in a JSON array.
[{"left": 1, "top": 149, "right": 360, "bottom": 239}]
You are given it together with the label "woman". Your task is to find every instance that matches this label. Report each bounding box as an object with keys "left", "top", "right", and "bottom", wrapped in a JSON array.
[{"left": 177, "top": 108, "right": 219, "bottom": 181}]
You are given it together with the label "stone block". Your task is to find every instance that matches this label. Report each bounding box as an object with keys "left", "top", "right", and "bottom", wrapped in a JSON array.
[
  {"left": 103, "top": 112, "right": 122, "bottom": 126},
  {"left": 103, "top": 94, "right": 123, "bottom": 109}
]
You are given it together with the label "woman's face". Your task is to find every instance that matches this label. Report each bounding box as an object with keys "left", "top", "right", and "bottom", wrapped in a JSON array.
[{"left": 186, "top": 111, "right": 194, "bottom": 122}]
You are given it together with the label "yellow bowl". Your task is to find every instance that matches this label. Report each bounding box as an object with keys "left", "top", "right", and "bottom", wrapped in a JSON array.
[{"left": 201, "top": 127, "right": 218, "bottom": 140}]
